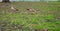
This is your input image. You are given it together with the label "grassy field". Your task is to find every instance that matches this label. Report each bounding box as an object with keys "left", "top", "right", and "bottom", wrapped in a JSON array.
[{"left": 0, "top": 2, "right": 60, "bottom": 31}]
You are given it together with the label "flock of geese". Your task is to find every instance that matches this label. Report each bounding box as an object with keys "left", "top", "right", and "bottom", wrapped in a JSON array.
[{"left": 10, "top": 6, "right": 40, "bottom": 14}]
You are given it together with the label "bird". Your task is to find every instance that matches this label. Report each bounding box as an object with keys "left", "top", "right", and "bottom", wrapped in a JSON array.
[
  {"left": 27, "top": 8, "right": 38, "bottom": 15},
  {"left": 27, "top": 8, "right": 36, "bottom": 12},
  {"left": 11, "top": 6, "right": 18, "bottom": 12}
]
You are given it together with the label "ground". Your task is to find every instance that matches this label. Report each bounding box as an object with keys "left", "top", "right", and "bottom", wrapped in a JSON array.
[{"left": 0, "top": 2, "right": 60, "bottom": 31}]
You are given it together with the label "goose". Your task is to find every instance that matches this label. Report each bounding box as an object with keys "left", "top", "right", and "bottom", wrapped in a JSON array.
[
  {"left": 27, "top": 8, "right": 36, "bottom": 12},
  {"left": 11, "top": 6, "right": 18, "bottom": 12},
  {"left": 27, "top": 8, "right": 38, "bottom": 15}
]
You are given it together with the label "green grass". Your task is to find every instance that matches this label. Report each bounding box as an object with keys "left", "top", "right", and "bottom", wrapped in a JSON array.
[{"left": 0, "top": 2, "right": 60, "bottom": 31}]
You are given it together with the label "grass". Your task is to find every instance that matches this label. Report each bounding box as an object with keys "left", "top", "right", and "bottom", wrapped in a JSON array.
[{"left": 0, "top": 1, "right": 60, "bottom": 31}]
